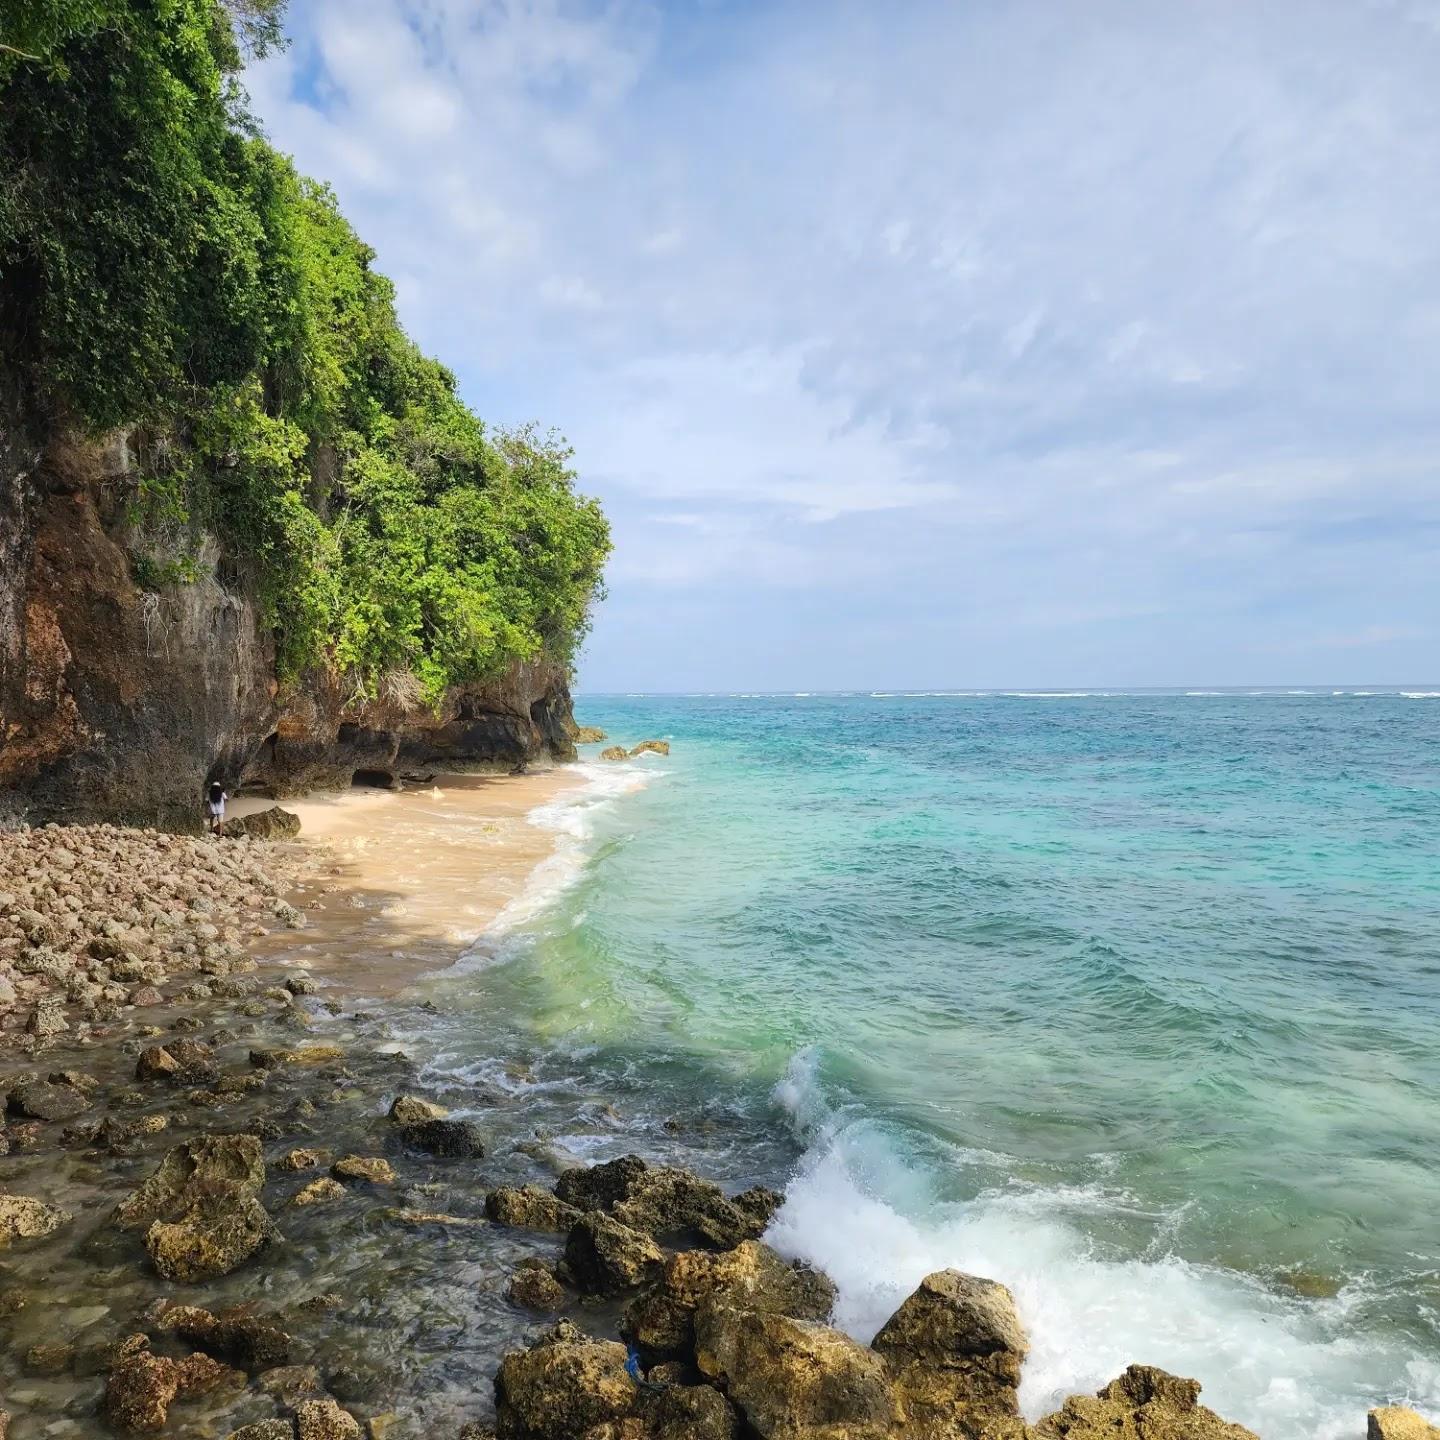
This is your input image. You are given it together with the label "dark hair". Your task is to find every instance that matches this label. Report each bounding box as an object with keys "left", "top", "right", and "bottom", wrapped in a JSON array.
[{"left": 208, "top": 781, "right": 224, "bottom": 802}]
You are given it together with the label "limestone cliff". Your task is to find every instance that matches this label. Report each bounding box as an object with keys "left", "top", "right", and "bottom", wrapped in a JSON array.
[{"left": 0, "top": 426, "right": 578, "bottom": 830}]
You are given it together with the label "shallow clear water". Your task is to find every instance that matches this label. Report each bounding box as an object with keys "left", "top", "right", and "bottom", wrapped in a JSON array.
[{"left": 411, "top": 689, "right": 1440, "bottom": 1439}]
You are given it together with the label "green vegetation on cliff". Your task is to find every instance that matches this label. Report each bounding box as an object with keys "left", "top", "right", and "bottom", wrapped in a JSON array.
[{"left": 0, "top": 0, "right": 609, "bottom": 697}]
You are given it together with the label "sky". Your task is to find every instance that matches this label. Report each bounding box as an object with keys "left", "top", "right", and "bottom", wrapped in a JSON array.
[{"left": 248, "top": 0, "right": 1440, "bottom": 691}]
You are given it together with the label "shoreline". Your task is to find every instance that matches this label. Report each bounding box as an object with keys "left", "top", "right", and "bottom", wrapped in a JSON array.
[{"left": 1, "top": 767, "right": 1435, "bottom": 1440}]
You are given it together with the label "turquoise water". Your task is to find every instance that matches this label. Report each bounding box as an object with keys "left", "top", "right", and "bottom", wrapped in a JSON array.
[{"left": 417, "top": 690, "right": 1440, "bottom": 1438}]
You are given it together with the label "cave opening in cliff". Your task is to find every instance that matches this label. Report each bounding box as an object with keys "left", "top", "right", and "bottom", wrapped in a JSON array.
[{"left": 351, "top": 769, "right": 396, "bottom": 789}]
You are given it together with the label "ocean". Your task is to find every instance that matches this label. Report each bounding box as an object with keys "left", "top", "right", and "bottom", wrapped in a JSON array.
[{"left": 400, "top": 689, "right": 1440, "bottom": 1439}]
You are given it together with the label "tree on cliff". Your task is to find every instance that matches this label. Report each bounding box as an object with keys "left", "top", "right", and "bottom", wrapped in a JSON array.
[{"left": 0, "top": 0, "right": 609, "bottom": 699}]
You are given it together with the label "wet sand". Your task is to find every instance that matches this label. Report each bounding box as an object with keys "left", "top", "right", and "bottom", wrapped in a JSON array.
[{"left": 236, "top": 768, "right": 588, "bottom": 997}]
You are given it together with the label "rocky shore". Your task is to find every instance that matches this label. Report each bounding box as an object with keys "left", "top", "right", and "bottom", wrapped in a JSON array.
[{"left": 2, "top": 819, "right": 1436, "bottom": 1440}]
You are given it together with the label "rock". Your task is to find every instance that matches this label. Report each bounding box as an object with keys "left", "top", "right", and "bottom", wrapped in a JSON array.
[
  {"left": 389, "top": 1094, "right": 449, "bottom": 1124},
  {"left": 7, "top": 1076, "right": 92, "bottom": 1120},
  {"left": 0, "top": 1191, "right": 73, "bottom": 1245},
  {"left": 695, "top": 1304, "right": 896, "bottom": 1439},
  {"left": 136, "top": 1038, "right": 218, "bottom": 1084},
  {"left": 106, "top": 1350, "right": 181, "bottom": 1432},
  {"left": 561, "top": 1211, "right": 665, "bottom": 1295},
  {"left": 401, "top": 1117, "right": 485, "bottom": 1157},
  {"left": 146, "top": 1186, "right": 278, "bottom": 1281},
  {"left": 332, "top": 1154, "right": 397, "bottom": 1185},
  {"left": 227, "top": 807, "right": 302, "bottom": 840},
  {"left": 169, "top": 1308, "right": 292, "bottom": 1370},
  {"left": 629, "top": 740, "right": 669, "bottom": 757},
  {"left": 494, "top": 1321, "right": 639, "bottom": 1440},
  {"left": 114, "top": 1132, "right": 266, "bottom": 1227},
  {"left": 871, "top": 1269, "right": 1028, "bottom": 1438},
  {"left": 174, "top": 1350, "right": 247, "bottom": 1397},
  {"left": 376, "top": 1207, "right": 486, "bottom": 1228},
  {"left": 277, "top": 1147, "right": 328, "bottom": 1171},
  {"left": 24, "top": 1339, "right": 75, "bottom": 1374},
  {"left": 572, "top": 726, "right": 606, "bottom": 743},
  {"left": 554, "top": 1154, "right": 650, "bottom": 1212},
  {"left": 251, "top": 1044, "right": 345, "bottom": 1069},
  {"left": 1032, "top": 1365, "right": 1259, "bottom": 1440},
  {"left": 112, "top": 1132, "right": 274, "bottom": 1281},
  {"left": 457, "top": 1427, "right": 496, "bottom": 1440},
  {"left": 258, "top": 1364, "right": 325, "bottom": 1404},
  {"left": 292, "top": 1177, "right": 347, "bottom": 1207},
  {"left": 129, "top": 984, "right": 165, "bottom": 1006},
  {"left": 639, "top": 1383, "right": 739, "bottom": 1440},
  {"left": 625, "top": 1240, "right": 835, "bottom": 1362},
  {"left": 485, "top": 1185, "right": 581, "bottom": 1232},
  {"left": 507, "top": 1260, "right": 566, "bottom": 1311},
  {"left": 296, "top": 1398, "right": 364, "bottom": 1440},
  {"left": 551, "top": 1154, "right": 771, "bottom": 1247},
  {"left": 1370, "top": 1411, "right": 1440, "bottom": 1440},
  {"left": 228, "top": 1424, "right": 297, "bottom": 1440},
  {"left": 598, "top": 746, "right": 628, "bottom": 761},
  {"left": 27, "top": 1000, "right": 67, "bottom": 1036}
]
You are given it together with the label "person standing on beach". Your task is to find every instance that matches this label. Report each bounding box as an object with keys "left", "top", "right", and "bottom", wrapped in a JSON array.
[{"left": 205, "top": 780, "right": 228, "bottom": 836}]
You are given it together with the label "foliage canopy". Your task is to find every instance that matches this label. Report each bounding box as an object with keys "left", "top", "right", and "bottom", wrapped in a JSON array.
[{"left": 0, "top": 0, "right": 609, "bottom": 697}]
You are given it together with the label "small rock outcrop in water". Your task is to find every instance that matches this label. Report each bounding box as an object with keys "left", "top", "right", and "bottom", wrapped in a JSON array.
[
  {"left": 628, "top": 740, "right": 670, "bottom": 757},
  {"left": 113, "top": 1132, "right": 277, "bottom": 1281},
  {"left": 224, "top": 807, "right": 302, "bottom": 840},
  {"left": 0, "top": 1191, "right": 73, "bottom": 1245},
  {"left": 1369, "top": 1410, "right": 1440, "bottom": 1440},
  {"left": 598, "top": 745, "right": 628, "bottom": 761},
  {"left": 571, "top": 726, "right": 607, "bottom": 743},
  {"left": 1031, "top": 1365, "right": 1259, "bottom": 1439}
]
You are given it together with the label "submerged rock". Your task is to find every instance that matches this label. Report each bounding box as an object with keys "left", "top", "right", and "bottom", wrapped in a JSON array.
[
  {"left": 135, "top": 1038, "right": 219, "bottom": 1085},
  {"left": 7, "top": 1075, "right": 93, "bottom": 1121},
  {"left": 331, "top": 1154, "right": 397, "bottom": 1185},
  {"left": 292, "top": 1177, "right": 346, "bottom": 1208},
  {"left": 561, "top": 1211, "right": 665, "bottom": 1295},
  {"left": 1032, "top": 1365, "right": 1259, "bottom": 1440},
  {"left": 226, "top": 1423, "right": 296, "bottom": 1440},
  {"left": 626, "top": 1240, "right": 835, "bottom": 1362},
  {"left": 494, "top": 1321, "right": 639, "bottom": 1439},
  {"left": 295, "top": 1398, "right": 364, "bottom": 1440},
  {"left": 114, "top": 1133, "right": 266, "bottom": 1227},
  {"left": 872, "top": 1268, "right": 1028, "bottom": 1438},
  {"left": 485, "top": 1185, "right": 581, "bottom": 1232},
  {"left": 0, "top": 1191, "right": 73, "bottom": 1245}
]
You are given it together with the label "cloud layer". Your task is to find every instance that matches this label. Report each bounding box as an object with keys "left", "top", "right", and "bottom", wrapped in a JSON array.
[{"left": 249, "top": 0, "right": 1440, "bottom": 688}]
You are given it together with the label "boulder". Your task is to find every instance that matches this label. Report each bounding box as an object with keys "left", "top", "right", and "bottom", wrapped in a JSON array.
[
  {"left": 561, "top": 1211, "right": 665, "bottom": 1295},
  {"left": 295, "top": 1398, "right": 364, "bottom": 1440},
  {"left": 694, "top": 1303, "right": 897, "bottom": 1440},
  {"left": 598, "top": 746, "right": 628, "bottom": 761},
  {"left": 485, "top": 1185, "right": 581, "bottom": 1232},
  {"left": 106, "top": 1350, "right": 181, "bottom": 1433},
  {"left": 625, "top": 1240, "right": 835, "bottom": 1363},
  {"left": 1370, "top": 1411, "right": 1440, "bottom": 1440},
  {"left": 507, "top": 1260, "right": 567, "bottom": 1311},
  {"left": 114, "top": 1133, "right": 266, "bottom": 1227},
  {"left": 257, "top": 1364, "right": 325, "bottom": 1404},
  {"left": 114, "top": 1132, "right": 276, "bottom": 1281},
  {"left": 871, "top": 1269, "right": 1027, "bottom": 1438},
  {"left": 629, "top": 741, "right": 670, "bottom": 757},
  {"left": 277, "top": 1147, "right": 327, "bottom": 1171},
  {"left": 292, "top": 1177, "right": 346, "bottom": 1208},
  {"left": 145, "top": 1187, "right": 278, "bottom": 1282},
  {"left": 1032, "top": 1365, "right": 1259, "bottom": 1440},
  {"left": 389, "top": 1094, "right": 449, "bottom": 1125},
  {"left": 555, "top": 1154, "right": 649, "bottom": 1212},
  {"left": 161, "top": 1306, "right": 292, "bottom": 1369},
  {"left": 227, "top": 807, "right": 302, "bottom": 840},
  {"left": 638, "top": 1383, "right": 739, "bottom": 1440},
  {"left": 331, "top": 1155, "right": 397, "bottom": 1185},
  {"left": 494, "top": 1321, "right": 639, "bottom": 1439},
  {"left": 251, "top": 1045, "right": 345, "bottom": 1069},
  {"left": 401, "top": 1117, "right": 485, "bottom": 1157},
  {"left": 227, "top": 1424, "right": 297, "bottom": 1440},
  {"left": 136, "top": 1039, "right": 219, "bottom": 1085},
  {"left": 572, "top": 726, "right": 606, "bottom": 743},
  {"left": 7, "top": 1076, "right": 93, "bottom": 1121},
  {"left": 0, "top": 1191, "right": 72, "bottom": 1245}
]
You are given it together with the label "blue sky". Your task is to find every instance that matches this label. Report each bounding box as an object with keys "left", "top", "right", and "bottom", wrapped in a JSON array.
[{"left": 249, "top": 0, "right": 1440, "bottom": 690}]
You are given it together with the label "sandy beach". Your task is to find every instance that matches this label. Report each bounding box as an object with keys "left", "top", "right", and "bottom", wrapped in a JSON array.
[{"left": 236, "top": 769, "right": 591, "bottom": 998}]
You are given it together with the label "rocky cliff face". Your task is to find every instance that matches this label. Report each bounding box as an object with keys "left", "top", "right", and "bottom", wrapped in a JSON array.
[{"left": 0, "top": 427, "right": 577, "bottom": 830}]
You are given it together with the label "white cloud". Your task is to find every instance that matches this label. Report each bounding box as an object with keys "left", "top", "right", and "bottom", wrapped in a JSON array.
[{"left": 248, "top": 0, "right": 1440, "bottom": 687}]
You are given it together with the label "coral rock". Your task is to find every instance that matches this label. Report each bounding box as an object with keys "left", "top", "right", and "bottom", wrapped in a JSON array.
[
  {"left": 1032, "top": 1365, "right": 1259, "bottom": 1440},
  {"left": 562, "top": 1211, "right": 665, "bottom": 1295},
  {"left": 1369, "top": 1410, "right": 1440, "bottom": 1440},
  {"left": 485, "top": 1185, "right": 581, "bottom": 1232},
  {"left": 494, "top": 1321, "right": 639, "bottom": 1439}
]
